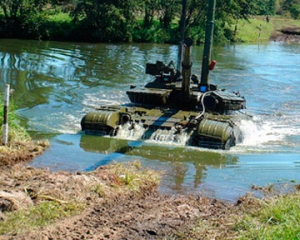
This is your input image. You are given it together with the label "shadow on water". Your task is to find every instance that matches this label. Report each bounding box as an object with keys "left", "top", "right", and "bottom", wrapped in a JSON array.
[
  {"left": 80, "top": 134, "right": 238, "bottom": 169},
  {"left": 30, "top": 132, "right": 300, "bottom": 202},
  {"left": 79, "top": 135, "right": 242, "bottom": 196}
]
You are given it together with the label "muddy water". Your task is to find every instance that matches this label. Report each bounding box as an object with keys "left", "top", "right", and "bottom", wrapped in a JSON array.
[{"left": 1, "top": 39, "right": 300, "bottom": 201}]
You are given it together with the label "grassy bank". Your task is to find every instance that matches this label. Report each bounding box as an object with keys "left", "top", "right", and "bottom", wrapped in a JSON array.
[
  {"left": 0, "top": 162, "right": 160, "bottom": 235},
  {"left": 1, "top": 160, "right": 300, "bottom": 239},
  {"left": 182, "top": 191, "right": 300, "bottom": 239},
  {"left": 237, "top": 193, "right": 300, "bottom": 239},
  {"left": 233, "top": 15, "right": 300, "bottom": 43},
  {"left": 0, "top": 100, "right": 49, "bottom": 167}
]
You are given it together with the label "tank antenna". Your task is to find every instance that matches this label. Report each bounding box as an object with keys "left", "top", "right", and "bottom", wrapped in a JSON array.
[
  {"left": 199, "top": 0, "right": 216, "bottom": 92},
  {"left": 177, "top": 0, "right": 187, "bottom": 72}
]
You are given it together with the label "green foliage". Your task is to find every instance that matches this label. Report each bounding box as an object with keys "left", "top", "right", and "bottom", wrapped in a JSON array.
[
  {"left": 0, "top": 0, "right": 49, "bottom": 38},
  {"left": 290, "top": 3, "right": 300, "bottom": 19},
  {"left": 0, "top": 0, "right": 297, "bottom": 42},
  {"left": 0, "top": 201, "right": 83, "bottom": 235},
  {"left": 70, "top": 0, "right": 137, "bottom": 42},
  {"left": 142, "top": 0, "right": 160, "bottom": 28},
  {"left": 250, "top": 0, "right": 277, "bottom": 15},
  {"left": 279, "top": 0, "right": 300, "bottom": 16},
  {"left": 93, "top": 184, "right": 106, "bottom": 197},
  {"left": 133, "top": 21, "right": 178, "bottom": 43}
]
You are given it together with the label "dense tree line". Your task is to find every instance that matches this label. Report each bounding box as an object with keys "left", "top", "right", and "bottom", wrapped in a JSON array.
[{"left": 0, "top": 0, "right": 299, "bottom": 43}]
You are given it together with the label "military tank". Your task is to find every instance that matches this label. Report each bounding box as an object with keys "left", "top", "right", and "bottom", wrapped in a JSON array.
[{"left": 81, "top": 0, "right": 247, "bottom": 150}]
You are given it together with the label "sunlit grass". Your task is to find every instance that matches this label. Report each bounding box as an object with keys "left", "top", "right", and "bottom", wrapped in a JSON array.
[
  {"left": 269, "top": 15, "right": 300, "bottom": 30},
  {"left": 180, "top": 190, "right": 300, "bottom": 239},
  {"left": 0, "top": 201, "right": 84, "bottom": 235},
  {"left": 233, "top": 18, "right": 273, "bottom": 43},
  {"left": 237, "top": 193, "right": 300, "bottom": 240},
  {"left": 108, "top": 160, "right": 161, "bottom": 192},
  {"left": 233, "top": 15, "right": 300, "bottom": 43}
]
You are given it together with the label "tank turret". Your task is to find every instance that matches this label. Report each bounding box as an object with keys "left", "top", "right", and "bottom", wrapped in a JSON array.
[{"left": 81, "top": 0, "right": 248, "bottom": 150}]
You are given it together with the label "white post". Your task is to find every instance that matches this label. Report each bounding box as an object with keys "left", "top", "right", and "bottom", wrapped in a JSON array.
[{"left": 2, "top": 84, "right": 10, "bottom": 145}]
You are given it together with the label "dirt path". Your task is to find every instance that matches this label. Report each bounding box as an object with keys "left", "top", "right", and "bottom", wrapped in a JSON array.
[{"left": 16, "top": 193, "right": 237, "bottom": 240}]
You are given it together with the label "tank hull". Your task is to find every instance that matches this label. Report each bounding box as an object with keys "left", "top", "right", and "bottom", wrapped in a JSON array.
[{"left": 81, "top": 105, "right": 245, "bottom": 150}]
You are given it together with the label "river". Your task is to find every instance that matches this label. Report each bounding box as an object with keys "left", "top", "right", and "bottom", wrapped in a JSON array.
[{"left": 1, "top": 39, "right": 300, "bottom": 202}]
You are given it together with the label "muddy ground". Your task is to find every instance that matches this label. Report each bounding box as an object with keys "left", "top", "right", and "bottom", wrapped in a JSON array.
[
  {"left": 0, "top": 141, "right": 261, "bottom": 240},
  {"left": 270, "top": 26, "right": 300, "bottom": 43}
]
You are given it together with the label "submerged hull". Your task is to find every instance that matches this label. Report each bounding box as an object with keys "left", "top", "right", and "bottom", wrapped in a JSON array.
[{"left": 81, "top": 105, "right": 244, "bottom": 150}]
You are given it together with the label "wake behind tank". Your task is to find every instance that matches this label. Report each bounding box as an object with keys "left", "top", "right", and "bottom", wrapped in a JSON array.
[{"left": 80, "top": 0, "right": 248, "bottom": 150}]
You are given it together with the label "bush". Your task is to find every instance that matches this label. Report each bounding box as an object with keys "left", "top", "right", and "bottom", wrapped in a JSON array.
[{"left": 290, "top": 4, "right": 300, "bottom": 19}]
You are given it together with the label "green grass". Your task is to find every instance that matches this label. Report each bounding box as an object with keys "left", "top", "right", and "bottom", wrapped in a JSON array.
[
  {"left": 182, "top": 191, "right": 300, "bottom": 239},
  {"left": 233, "top": 15, "right": 300, "bottom": 43},
  {"left": 0, "top": 201, "right": 83, "bottom": 235},
  {"left": 0, "top": 100, "right": 30, "bottom": 142},
  {"left": 233, "top": 18, "right": 274, "bottom": 43},
  {"left": 269, "top": 15, "right": 300, "bottom": 30},
  {"left": 237, "top": 194, "right": 300, "bottom": 240},
  {"left": 109, "top": 160, "right": 161, "bottom": 191}
]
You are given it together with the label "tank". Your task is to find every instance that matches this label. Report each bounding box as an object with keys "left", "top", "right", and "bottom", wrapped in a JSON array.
[{"left": 81, "top": 0, "right": 248, "bottom": 150}]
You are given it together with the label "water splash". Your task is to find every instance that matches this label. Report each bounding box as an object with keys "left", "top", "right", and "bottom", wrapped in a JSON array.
[
  {"left": 115, "top": 123, "right": 191, "bottom": 146},
  {"left": 239, "top": 117, "right": 282, "bottom": 146},
  {"left": 237, "top": 114, "right": 300, "bottom": 152},
  {"left": 148, "top": 128, "right": 190, "bottom": 145},
  {"left": 116, "top": 122, "right": 146, "bottom": 140}
]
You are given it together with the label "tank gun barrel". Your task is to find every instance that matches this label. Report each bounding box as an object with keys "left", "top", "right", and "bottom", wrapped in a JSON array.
[{"left": 200, "top": 0, "right": 216, "bottom": 92}]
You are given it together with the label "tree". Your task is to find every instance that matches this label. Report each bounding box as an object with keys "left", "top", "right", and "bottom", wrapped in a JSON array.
[
  {"left": 290, "top": 3, "right": 300, "bottom": 18},
  {"left": 158, "top": 0, "right": 180, "bottom": 29},
  {"left": 143, "top": 0, "right": 159, "bottom": 28},
  {"left": 71, "top": 0, "right": 137, "bottom": 41},
  {"left": 0, "top": 0, "right": 50, "bottom": 38}
]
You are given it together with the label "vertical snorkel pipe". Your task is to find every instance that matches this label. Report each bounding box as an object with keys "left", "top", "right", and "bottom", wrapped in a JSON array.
[
  {"left": 181, "top": 38, "right": 193, "bottom": 104},
  {"left": 177, "top": 0, "right": 187, "bottom": 72},
  {"left": 199, "top": 0, "right": 216, "bottom": 92}
]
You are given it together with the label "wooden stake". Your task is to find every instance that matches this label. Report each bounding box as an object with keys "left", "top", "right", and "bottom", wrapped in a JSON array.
[{"left": 2, "top": 84, "right": 10, "bottom": 145}]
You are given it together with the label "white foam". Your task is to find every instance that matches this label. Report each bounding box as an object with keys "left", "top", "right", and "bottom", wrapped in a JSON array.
[
  {"left": 238, "top": 114, "right": 300, "bottom": 149},
  {"left": 116, "top": 122, "right": 146, "bottom": 140}
]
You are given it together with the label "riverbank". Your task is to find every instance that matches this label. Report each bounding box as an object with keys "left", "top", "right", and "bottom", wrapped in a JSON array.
[
  {"left": 1, "top": 146, "right": 300, "bottom": 239},
  {"left": 270, "top": 17, "right": 300, "bottom": 43},
  {"left": 0, "top": 159, "right": 258, "bottom": 239}
]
